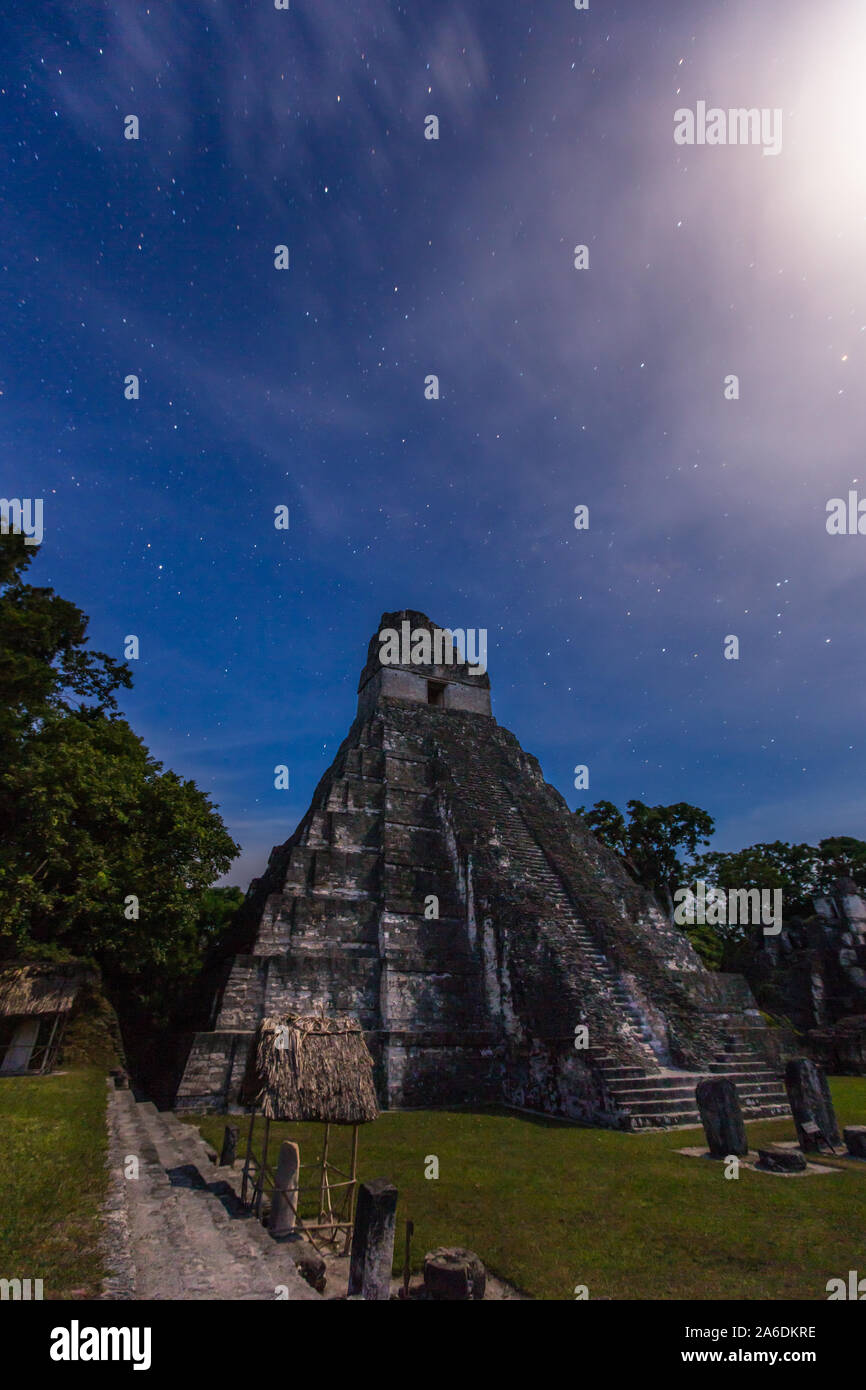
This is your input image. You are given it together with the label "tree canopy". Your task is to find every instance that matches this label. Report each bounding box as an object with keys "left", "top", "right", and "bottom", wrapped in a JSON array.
[
  {"left": 0, "top": 534, "right": 240, "bottom": 1024},
  {"left": 579, "top": 791, "right": 866, "bottom": 970},
  {"left": 577, "top": 798, "right": 714, "bottom": 915}
]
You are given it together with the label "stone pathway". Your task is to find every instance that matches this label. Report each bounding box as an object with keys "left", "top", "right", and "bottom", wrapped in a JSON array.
[{"left": 103, "top": 1084, "right": 319, "bottom": 1300}]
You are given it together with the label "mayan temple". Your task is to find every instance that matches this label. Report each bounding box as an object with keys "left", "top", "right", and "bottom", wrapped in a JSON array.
[{"left": 177, "top": 611, "right": 788, "bottom": 1129}]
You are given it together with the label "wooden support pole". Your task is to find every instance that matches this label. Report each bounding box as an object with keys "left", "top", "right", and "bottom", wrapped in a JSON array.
[
  {"left": 256, "top": 1116, "right": 270, "bottom": 1218},
  {"left": 344, "top": 1123, "right": 360, "bottom": 1252},
  {"left": 41, "top": 1015, "right": 61, "bottom": 1074},
  {"left": 319, "top": 1121, "right": 331, "bottom": 1225}
]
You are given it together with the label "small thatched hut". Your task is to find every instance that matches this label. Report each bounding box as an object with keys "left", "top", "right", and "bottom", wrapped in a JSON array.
[
  {"left": 0, "top": 963, "right": 85, "bottom": 1074},
  {"left": 242, "top": 1013, "right": 379, "bottom": 1123},
  {"left": 239, "top": 1014, "right": 379, "bottom": 1248}
]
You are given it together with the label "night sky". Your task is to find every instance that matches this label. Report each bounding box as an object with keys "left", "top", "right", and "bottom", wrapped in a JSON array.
[{"left": 3, "top": 1, "right": 864, "bottom": 886}]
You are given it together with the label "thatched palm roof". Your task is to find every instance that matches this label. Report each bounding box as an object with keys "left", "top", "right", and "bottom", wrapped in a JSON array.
[
  {"left": 0, "top": 964, "right": 83, "bottom": 1018},
  {"left": 242, "top": 1014, "right": 379, "bottom": 1124}
]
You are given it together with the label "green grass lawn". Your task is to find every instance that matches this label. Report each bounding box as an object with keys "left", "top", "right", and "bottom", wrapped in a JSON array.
[
  {"left": 187, "top": 1077, "right": 866, "bottom": 1301},
  {"left": 0, "top": 1068, "right": 108, "bottom": 1299}
]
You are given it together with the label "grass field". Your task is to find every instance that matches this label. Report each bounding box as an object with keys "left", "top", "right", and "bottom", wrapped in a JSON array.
[
  {"left": 0, "top": 1068, "right": 108, "bottom": 1299},
  {"left": 1, "top": 1070, "right": 862, "bottom": 1301},
  {"left": 189, "top": 1077, "right": 866, "bottom": 1301}
]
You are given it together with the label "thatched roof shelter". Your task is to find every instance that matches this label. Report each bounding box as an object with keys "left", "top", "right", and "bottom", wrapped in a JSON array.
[
  {"left": 0, "top": 963, "right": 83, "bottom": 1018},
  {"left": 242, "top": 1014, "right": 379, "bottom": 1124}
]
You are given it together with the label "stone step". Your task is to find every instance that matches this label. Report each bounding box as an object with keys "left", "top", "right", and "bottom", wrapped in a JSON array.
[
  {"left": 615, "top": 1092, "right": 790, "bottom": 1129},
  {"left": 623, "top": 1111, "right": 701, "bottom": 1130},
  {"left": 725, "top": 1090, "right": 789, "bottom": 1106},
  {"left": 619, "top": 1095, "right": 703, "bottom": 1115},
  {"left": 595, "top": 1065, "right": 654, "bottom": 1079},
  {"left": 595, "top": 1049, "right": 788, "bottom": 1129},
  {"left": 137, "top": 1102, "right": 210, "bottom": 1178},
  {"left": 108, "top": 1091, "right": 320, "bottom": 1301},
  {"left": 607, "top": 1076, "right": 704, "bottom": 1094},
  {"left": 623, "top": 1103, "right": 785, "bottom": 1131},
  {"left": 112, "top": 1096, "right": 227, "bottom": 1298},
  {"left": 739, "top": 1101, "right": 788, "bottom": 1113},
  {"left": 735, "top": 1071, "right": 785, "bottom": 1083},
  {"left": 158, "top": 1135, "right": 318, "bottom": 1299},
  {"left": 708, "top": 1061, "right": 778, "bottom": 1073},
  {"left": 709, "top": 1066, "right": 779, "bottom": 1081},
  {"left": 710, "top": 1057, "right": 773, "bottom": 1068},
  {"left": 617, "top": 1081, "right": 783, "bottom": 1102},
  {"left": 163, "top": 1113, "right": 220, "bottom": 1168},
  {"left": 740, "top": 1099, "right": 788, "bottom": 1114}
]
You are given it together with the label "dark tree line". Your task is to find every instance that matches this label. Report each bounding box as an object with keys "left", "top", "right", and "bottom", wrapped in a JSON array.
[
  {"left": 0, "top": 533, "right": 243, "bottom": 1047},
  {"left": 577, "top": 797, "right": 866, "bottom": 969}
]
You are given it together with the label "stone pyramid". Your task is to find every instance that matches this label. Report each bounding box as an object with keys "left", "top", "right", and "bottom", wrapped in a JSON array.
[{"left": 177, "top": 610, "right": 787, "bottom": 1128}]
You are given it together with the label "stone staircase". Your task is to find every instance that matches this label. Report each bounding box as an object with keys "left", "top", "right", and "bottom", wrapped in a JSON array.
[
  {"left": 454, "top": 767, "right": 664, "bottom": 1065},
  {"left": 107, "top": 1085, "right": 320, "bottom": 1300},
  {"left": 593, "top": 1040, "right": 790, "bottom": 1130},
  {"left": 451, "top": 768, "right": 790, "bottom": 1131},
  {"left": 511, "top": 844, "right": 664, "bottom": 1065}
]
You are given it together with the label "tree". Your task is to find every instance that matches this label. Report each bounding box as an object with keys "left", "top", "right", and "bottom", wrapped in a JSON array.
[
  {"left": 578, "top": 798, "right": 714, "bottom": 916},
  {"left": 814, "top": 837, "right": 866, "bottom": 895},
  {"left": 0, "top": 532, "right": 131, "bottom": 740},
  {"left": 578, "top": 780, "right": 866, "bottom": 973},
  {"left": 577, "top": 800, "right": 631, "bottom": 863},
  {"left": 194, "top": 885, "right": 246, "bottom": 956},
  {"left": 689, "top": 837, "right": 866, "bottom": 970},
  {"left": 0, "top": 535, "right": 240, "bottom": 1028},
  {"left": 692, "top": 841, "right": 820, "bottom": 921}
]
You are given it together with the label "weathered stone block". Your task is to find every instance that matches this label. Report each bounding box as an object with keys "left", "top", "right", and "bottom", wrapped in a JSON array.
[
  {"left": 219, "top": 1125, "right": 238, "bottom": 1167},
  {"left": 843, "top": 1125, "right": 866, "bottom": 1159},
  {"left": 784, "top": 1058, "right": 841, "bottom": 1151},
  {"left": 385, "top": 788, "right": 438, "bottom": 827},
  {"left": 384, "top": 754, "right": 430, "bottom": 790},
  {"left": 283, "top": 848, "right": 314, "bottom": 890},
  {"left": 756, "top": 1148, "right": 807, "bottom": 1173},
  {"left": 332, "top": 811, "right": 382, "bottom": 849},
  {"left": 345, "top": 777, "right": 384, "bottom": 811},
  {"left": 347, "top": 1179, "right": 398, "bottom": 1301},
  {"left": 273, "top": 1236, "right": 326, "bottom": 1293},
  {"left": 270, "top": 1140, "right": 300, "bottom": 1237},
  {"left": 313, "top": 848, "right": 381, "bottom": 894},
  {"left": 696, "top": 1077, "right": 748, "bottom": 1156},
  {"left": 385, "top": 823, "right": 452, "bottom": 867},
  {"left": 423, "top": 1247, "right": 486, "bottom": 1300}
]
